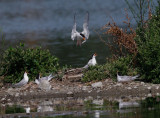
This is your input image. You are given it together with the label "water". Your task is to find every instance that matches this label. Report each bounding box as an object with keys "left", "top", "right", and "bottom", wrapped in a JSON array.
[
  {"left": 0, "top": 0, "right": 158, "bottom": 67},
  {"left": 0, "top": 0, "right": 141, "bottom": 67},
  {"left": 1, "top": 96, "right": 160, "bottom": 118}
]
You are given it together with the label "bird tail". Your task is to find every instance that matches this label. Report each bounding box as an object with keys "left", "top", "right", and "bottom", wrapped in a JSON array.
[
  {"left": 48, "top": 73, "right": 56, "bottom": 81},
  {"left": 132, "top": 74, "right": 140, "bottom": 80},
  {"left": 83, "top": 64, "right": 88, "bottom": 69},
  {"left": 12, "top": 83, "right": 21, "bottom": 88}
]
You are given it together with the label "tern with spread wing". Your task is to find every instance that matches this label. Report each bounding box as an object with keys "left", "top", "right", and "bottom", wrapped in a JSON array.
[
  {"left": 71, "top": 12, "right": 90, "bottom": 45},
  {"left": 35, "top": 73, "right": 54, "bottom": 85},
  {"left": 12, "top": 72, "right": 29, "bottom": 88},
  {"left": 83, "top": 53, "right": 97, "bottom": 69}
]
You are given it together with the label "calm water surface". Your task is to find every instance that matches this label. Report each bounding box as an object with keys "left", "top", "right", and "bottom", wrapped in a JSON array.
[
  {"left": 0, "top": 0, "right": 158, "bottom": 67},
  {"left": 0, "top": 0, "right": 141, "bottom": 67}
]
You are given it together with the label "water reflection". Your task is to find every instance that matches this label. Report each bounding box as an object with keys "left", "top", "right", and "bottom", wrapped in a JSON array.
[
  {"left": 1, "top": 96, "right": 160, "bottom": 117},
  {"left": 119, "top": 100, "right": 140, "bottom": 109},
  {"left": 25, "top": 107, "right": 30, "bottom": 113}
]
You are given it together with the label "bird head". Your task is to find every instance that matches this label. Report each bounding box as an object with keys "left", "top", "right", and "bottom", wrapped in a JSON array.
[
  {"left": 25, "top": 71, "right": 29, "bottom": 75},
  {"left": 93, "top": 53, "right": 97, "bottom": 57}
]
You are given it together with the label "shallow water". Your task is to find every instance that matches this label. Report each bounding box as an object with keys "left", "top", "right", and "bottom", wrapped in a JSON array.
[
  {"left": 1, "top": 96, "right": 160, "bottom": 118},
  {"left": 0, "top": 0, "right": 158, "bottom": 67},
  {"left": 0, "top": 0, "right": 140, "bottom": 67}
]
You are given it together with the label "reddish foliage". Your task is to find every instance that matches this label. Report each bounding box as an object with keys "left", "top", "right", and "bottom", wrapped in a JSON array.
[{"left": 101, "top": 9, "right": 137, "bottom": 57}]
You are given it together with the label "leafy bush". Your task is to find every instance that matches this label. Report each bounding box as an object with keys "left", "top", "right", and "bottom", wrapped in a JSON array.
[
  {"left": 135, "top": 2, "right": 160, "bottom": 83},
  {"left": 82, "top": 56, "right": 138, "bottom": 82},
  {"left": 0, "top": 43, "right": 59, "bottom": 83},
  {"left": 105, "top": 56, "right": 138, "bottom": 81},
  {"left": 82, "top": 65, "right": 108, "bottom": 82}
]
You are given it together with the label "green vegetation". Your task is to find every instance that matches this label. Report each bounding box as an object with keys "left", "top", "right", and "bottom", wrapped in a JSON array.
[
  {"left": 82, "top": 65, "right": 108, "bottom": 82},
  {"left": 82, "top": 56, "right": 138, "bottom": 82},
  {"left": 135, "top": 2, "right": 160, "bottom": 83},
  {"left": 5, "top": 105, "right": 25, "bottom": 114},
  {"left": 0, "top": 1, "right": 159, "bottom": 84},
  {"left": 0, "top": 43, "right": 59, "bottom": 83},
  {"left": 83, "top": 1, "right": 160, "bottom": 83}
]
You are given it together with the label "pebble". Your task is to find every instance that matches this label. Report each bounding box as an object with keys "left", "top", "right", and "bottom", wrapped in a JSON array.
[
  {"left": 67, "top": 91, "right": 73, "bottom": 95},
  {"left": 147, "top": 93, "right": 152, "bottom": 97},
  {"left": 91, "top": 82, "right": 103, "bottom": 88},
  {"left": 82, "top": 86, "right": 89, "bottom": 91},
  {"left": 134, "top": 86, "right": 137, "bottom": 89},
  {"left": 1, "top": 98, "right": 5, "bottom": 101},
  {"left": 92, "top": 99, "right": 104, "bottom": 105},
  {"left": 15, "top": 93, "right": 19, "bottom": 97},
  {"left": 147, "top": 87, "right": 151, "bottom": 90},
  {"left": 116, "top": 83, "right": 122, "bottom": 86},
  {"left": 127, "top": 87, "right": 132, "bottom": 90}
]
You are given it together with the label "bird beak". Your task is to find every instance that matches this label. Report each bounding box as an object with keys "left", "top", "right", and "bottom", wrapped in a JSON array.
[
  {"left": 83, "top": 37, "right": 85, "bottom": 40},
  {"left": 94, "top": 53, "right": 97, "bottom": 56},
  {"left": 25, "top": 71, "right": 29, "bottom": 74}
]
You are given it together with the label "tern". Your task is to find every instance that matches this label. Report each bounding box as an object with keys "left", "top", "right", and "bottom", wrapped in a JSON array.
[
  {"left": 12, "top": 72, "right": 29, "bottom": 88},
  {"left": 83, "top": 53, "right": 97, "bottom": 69},
  {"left": 35, "top": 73, "right": 54, "bottom": 85},
  {"left": 117, "top": 72, "right": 139, "bottom": 82},
  {"left": 71, "top": 11, "right": 89, "bottom": 45}
]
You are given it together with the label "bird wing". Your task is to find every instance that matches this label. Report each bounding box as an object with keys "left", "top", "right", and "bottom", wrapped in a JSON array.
[
  {"left": 83, "top": 58, "right": 92, "bottom": 69},
  {"left": 87, "top": 57, "right": 94, "bottom": 66},
  {"left": 81, "top": 11, "right": 89, "bottom": 39},
  {"left": 47, "top": 73, "right": 54, "bottom": 81},
  {"left": 35, "top": 79, "right": 40, "bottom": 84},
  {"left": 13, "top": 78, "right": 27, "bottom": 87},
  {"left": 71, "top": 13, "right": 78, "bottom": 41}
]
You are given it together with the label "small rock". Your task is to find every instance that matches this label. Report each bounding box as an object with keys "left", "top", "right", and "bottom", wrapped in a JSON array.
[
  {"left": 141, "top": 82, "right": 145, "bottom": 85},
  {"left": 82, "top": 86, "right": 89, "bottom": 91},
  {"left": 134, "top": 86, "right": 137, "bottom": 89},
  {"left": 147, "top": 93, "right": 152, "bottom": 97},
  {"left": 116, "top": 83, "right": 122, "bottom": 86},
  {"left": 156, "top": 93, "right": 160, "bottom": 96},
  {"left": 92, "top": 99, "right": 104, "bottom": 105},
  {"left": 15, "top": 93, "right": 19, "bottom": 97},
  {"left": 127, "top": 87, "right": 132, "bottom": 90},
  {"left": 147, "top": 87, "right": 151, "bottom": 90},
  {"left": 1, "top": 98, "right": 5, "bottom": 101},
  {"left": 67, "top": 91, "right": 73, "bottom": 95},
  {"left": 7, "top": 99, "right": 11, "bottom": 102},
  {"left": 91, "top": 82, "right": 103, "bottom": 88},
  {"left": 156, "top": 86, "right": 159, "bottom": 90}
]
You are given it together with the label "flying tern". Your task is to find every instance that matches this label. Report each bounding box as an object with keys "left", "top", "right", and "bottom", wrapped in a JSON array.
[{"left": 71, "top": 12, "right": 90, "bottom": 46}]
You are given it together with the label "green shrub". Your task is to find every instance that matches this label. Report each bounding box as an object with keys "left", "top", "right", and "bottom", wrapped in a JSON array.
[
  {"left": 105, "top": 56, "right": 138, "bottom": 81},
  {"left": 82, "top": 65, "right": 108, "bottom": 82},
  {"left": 135, "top": 2, "right": 160, "bottom": 83},
  {"left": 82, "top": 56, "right": 138, "bottom": 82},
  {"left": 0, "top": 43, "right": 59, "bottom": 83}
]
